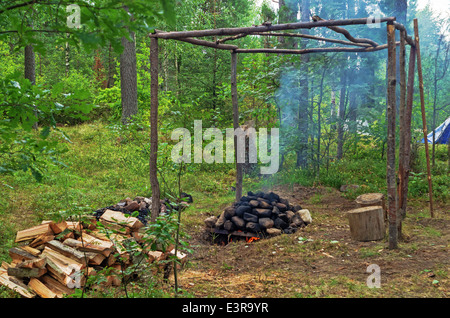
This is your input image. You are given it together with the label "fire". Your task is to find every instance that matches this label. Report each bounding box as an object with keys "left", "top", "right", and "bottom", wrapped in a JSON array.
[{"left": 246, "top": 236, "right": 260, "bottom": 243}]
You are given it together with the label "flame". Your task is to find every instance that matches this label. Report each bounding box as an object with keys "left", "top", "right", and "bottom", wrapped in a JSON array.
[{"left": 246, "top": 236, "right": 260, "bottom": 243}]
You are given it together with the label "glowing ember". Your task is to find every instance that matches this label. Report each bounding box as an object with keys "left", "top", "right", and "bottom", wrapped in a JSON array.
[{"left": 246, "top": 236, "right": 260, "bottom": 243}]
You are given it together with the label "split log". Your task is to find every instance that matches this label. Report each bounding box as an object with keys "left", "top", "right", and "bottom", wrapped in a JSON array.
[
  {"left": 84, "top": 252, "right": 105, "bottom": 266},
  {"left": 29, "top": 234, "right": 55, "bottom": 248},
  {"left": 16, "top": 257, "right": 46, "bottom": 269},
  {"left": 77, "top": 232, "right": 115, "bottom": 256},
  {"left": 7, "top": 266, "right": 47, "bottom": 278},
  {"left": 41, "top": 247, "right": 85, "bottom": 277},
  {"left": 40, "top": 274, "right": 75, "bottom": 297},
  {"left": 100, "top": 209, "right": 144, "bottom": 230},
  {"left": 66, "top": 221, "right": 83, "bottom": 232},
  {"left": 0, "top": 272, "right": 36, "bottom": 298},
  {"left": 19, "top": 246, "right": 41, "bottom": 257},
  {"left": 45, "top": 240, "right": 88, "bottom": 266},
  {"left": 15, "top": 223, "right": 53, "bottom": 243},
  {"left": 28, "top": 277, "right": 58, "bottom": 298},
  {"left": 49, "top": 220, "right": 68, "bottom": 235},
  {"left": 9, "top": 247, "right": 38, "bottom": 264},
  {"left": 63, "top": 237, "right": 113, "bottom": 257},
  {"left": 346, "top": 206, "right": 385, "bottom": 241}
]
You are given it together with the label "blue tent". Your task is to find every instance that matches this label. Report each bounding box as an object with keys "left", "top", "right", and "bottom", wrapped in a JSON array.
[{"left": 420, "top": 116, "right": 450, "bottom": 144}]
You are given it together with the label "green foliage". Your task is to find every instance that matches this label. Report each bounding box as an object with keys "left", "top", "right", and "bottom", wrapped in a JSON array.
[{"left": 0, "top": 74, "right": 73, "bottom": 181}]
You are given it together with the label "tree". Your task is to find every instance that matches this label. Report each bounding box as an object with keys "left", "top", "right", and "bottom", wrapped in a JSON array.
[
  {"left": 0, "top": 0, "right": 175, "bottom": 181},
  {"left": 120, "top": 6, "right": 138, "bottom": 125}
]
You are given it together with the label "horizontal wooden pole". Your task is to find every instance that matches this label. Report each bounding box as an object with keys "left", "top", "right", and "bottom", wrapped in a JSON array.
[
  {"left": 176, "top": 37, "right": 238, "bottom": 50},
  {"left": 245, "top": 32, "right": 372, "bottom": 47},
  {"left": 150, "top": 17, "right": 396, "bottom": 39},
  {"left": 312, "top": 15, "right": 379, "bottom": 47},
  {"left": 234, "top": 43, "right": 398, "bottom": 54}
]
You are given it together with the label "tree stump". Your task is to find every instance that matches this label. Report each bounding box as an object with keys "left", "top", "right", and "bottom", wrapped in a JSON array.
[
  {"left": 355, "top": 193, "right": 386, "bottom": 223},
  {"left": 346, "top": 206, "right": 385, "bottom": 241}
]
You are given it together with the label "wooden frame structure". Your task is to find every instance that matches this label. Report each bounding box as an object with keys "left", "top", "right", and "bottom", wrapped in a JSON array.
[{"left": 148, "top": 16, "right": 432, "bottom": 249}]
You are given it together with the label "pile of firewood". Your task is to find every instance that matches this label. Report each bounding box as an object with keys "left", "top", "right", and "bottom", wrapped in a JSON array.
[
  {"left": 0, "top": 207, "right": 186, "bottom": 298},
  {"left": 204, "top": 191, "right": 312, "bottom": 237}
]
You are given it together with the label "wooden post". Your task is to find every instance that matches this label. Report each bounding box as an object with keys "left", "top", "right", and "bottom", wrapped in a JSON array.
[
  {"left": 414, "top": 19, "right": 434, "bottom": 218},
  {"left": 397, "top": 30, "right": 407, "bottom": 237},
  {"left": 399, "top": 41, "right": 417, "bottom": 229},
  {"left": 231, "top": 51, "right": 242, "bottom": 202},
  {"left": 386, "top": 22, "right": 398, "bottom": 249},
  {"left": 150, "top": 37, "right": 161, "bottom": 222}
]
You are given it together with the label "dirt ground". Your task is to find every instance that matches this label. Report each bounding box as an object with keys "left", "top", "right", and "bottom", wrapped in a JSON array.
[{"left": 173, "top": 185, "right": 449, "bottom": 298}]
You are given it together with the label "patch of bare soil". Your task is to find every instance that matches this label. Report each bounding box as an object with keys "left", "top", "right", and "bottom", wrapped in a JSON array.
[{"left": 176, "top": 186, "right": 449, "bottom": 298}]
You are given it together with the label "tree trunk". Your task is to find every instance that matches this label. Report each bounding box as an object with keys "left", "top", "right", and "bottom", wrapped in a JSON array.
[
  {"left": 120, "top": 9, "right": 138, "bottom": 125},
  {"left": 65, "top": 33, "right": 70, "bottom": 77},
  {"left": 386, "top": 22, "right": 398, "bottom": 249},
  {"left": 296, "top": 0, "right": 310, "bottom": 169},
  {"left": 107, "top": 42, "right": 115, "bottom": 88},
  {"left": 337, "top": 71, "right": 347, "bottom": 160},
  {"left": 25, "top": 43, "right": 37, "bottom": 130},
  {"left": 150, "top": 37, "right": 161, "bottom": 222},
  {"left": 231, "top": 51, "right": 242, "bottom": 202}
]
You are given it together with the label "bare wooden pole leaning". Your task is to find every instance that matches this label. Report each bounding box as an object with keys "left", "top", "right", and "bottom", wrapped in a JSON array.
[
  {"left": 386, "top": 22, "right": 398, "bottom": 249},
  {"left": 231, "top": 51, "right": 242, "bottom": 202},
  {"left": 397, "top": 30, "right": 407, "bottom": 237},
  {"left": 150, "top": 37, "right": 161, "bottom": 222},
  {"left": 414, "top": 19, "right": 434, "bottom": 217},
  {"left": 400, "top": 43, "right": 417, "bottom": 231}
]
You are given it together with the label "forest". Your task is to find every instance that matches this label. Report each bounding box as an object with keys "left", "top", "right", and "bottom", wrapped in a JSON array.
[{"left": 0, "top": 0, "right": 449, "bottom": 301}]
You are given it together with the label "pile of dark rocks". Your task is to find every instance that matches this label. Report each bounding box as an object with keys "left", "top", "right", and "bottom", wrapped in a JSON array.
[{"left": 204, "top": 191, "right": 312, "bottom": 236}]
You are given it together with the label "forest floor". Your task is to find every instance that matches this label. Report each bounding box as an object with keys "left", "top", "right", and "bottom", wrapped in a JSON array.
[
  {"left": 1, "top": 123, "right": 448, "bottom": 299},
  {"left": 171, "top": 184, "right": 449, "bottom": 298}
]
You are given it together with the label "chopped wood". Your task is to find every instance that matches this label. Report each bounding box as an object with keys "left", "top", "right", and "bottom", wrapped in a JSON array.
[
  {"left": 44, "top": 256, "right": 72, "bottom": 286},
  {"left": 84, "top": 252, "right": 106, "bottom": 266},
  {"left": 7, "top": 266, "right": 47, "bottom": 278},
  {"left": 28, "top": 277, "right": 58, "bottom": 298},
  {"left": 147, "top": 251, "right": 165, "bottom": 263},
  {"left": 9, "top": 247, "right": 38, "bottom": 263},
  {"left": 77, "top": 232, "right": 115, "bottom": 256},
  {"left": 41, "top": 247, "right": 85, "bottom": 276},
  {"left": 66, "top": 221, "right": 83, "bottom": 232},
  {"left": 1, "top": 261, "right": 11, "bottom": 270},
  {"left": 100, "top": 209, "right": 144, "bottom": 230},
  {"left": 49, "top": 220, "right": 68, "bottom": 234},
  {"left": 45, "top": 240, "right": 88, "bottom": 266},
  {"left": 15, "top": 223, "right": 53, "bottom": 243},
  {"left": 29, "top": 234, "right": 55, "bottom": 248},
  {"left": 168, "top": 248, "right": 188, "bottom": 264},
  {"left": 16, "top": 257, "right": 46, "bottom": 269},
  {"left": 89, "top": 229, "right": 132, "bottom": 241},
  {"left": 0, "top": 273, "right": 36, "bottom": 298},
  {"left": 63, "top": 237, "right": 112, "bottom": 257},
  {"left": 4, "top": 211, "right": 174, "bottom": 297},
  {"left": 20, "top": 245, "right": 42, "bottom": 257},
  {"left": 40, "top": 274, "right": 75, "bottom": 297}
]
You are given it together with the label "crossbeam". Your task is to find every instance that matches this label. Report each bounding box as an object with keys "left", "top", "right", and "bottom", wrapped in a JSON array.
[{"left": 150, "top": 17, "right": 396, "bottom": 39}]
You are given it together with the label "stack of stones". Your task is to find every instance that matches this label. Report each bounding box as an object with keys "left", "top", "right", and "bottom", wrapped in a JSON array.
[{"left": 205, "top": 191, "right": 312, "bottom": 237}]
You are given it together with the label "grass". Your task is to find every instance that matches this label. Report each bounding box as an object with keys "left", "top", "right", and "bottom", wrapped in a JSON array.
[{"left": 0, "top": 122, "right": 449, "bottom": 298}]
